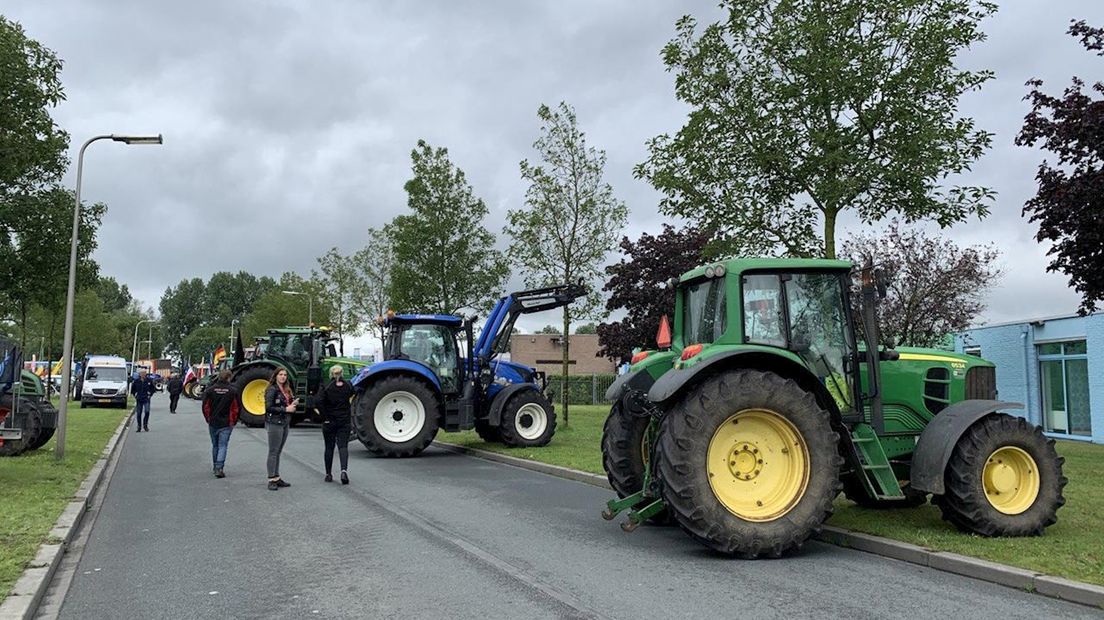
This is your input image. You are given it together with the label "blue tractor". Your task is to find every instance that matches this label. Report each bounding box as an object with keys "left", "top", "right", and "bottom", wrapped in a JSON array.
[{"left": 350, "top": 284, "right": 585, "bottom": 457}]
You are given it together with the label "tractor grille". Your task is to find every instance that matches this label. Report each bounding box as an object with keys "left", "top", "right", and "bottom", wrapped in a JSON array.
[{"left": 966, "top": 366, "right": 997, "bottom": 400}]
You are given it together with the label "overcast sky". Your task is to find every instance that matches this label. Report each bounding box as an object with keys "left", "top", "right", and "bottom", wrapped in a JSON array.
[{"left": 5, "top": 1, "right": 1102, "bottom": 353}]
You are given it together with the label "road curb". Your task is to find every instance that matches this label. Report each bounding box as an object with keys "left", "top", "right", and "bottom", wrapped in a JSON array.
[
  {"left": 0, "top": 412, "right": 131, "bottom": 620},
  {"left": 434, "top": 441, "right": 1104, "bottom": 610}
]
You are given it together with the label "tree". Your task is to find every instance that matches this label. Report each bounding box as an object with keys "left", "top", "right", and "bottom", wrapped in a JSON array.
[
  {"left": 574, "top": 323, "right": 597, "bottom": 335},
  {"left": 506, "top": 102, "right": 628, "bottom": 426},
  {"left": 350, "top": 227, "right": 393, "bottom": 347},
  {"left": 314, "top": 248, "right": 362, "bottom": 352},
  {"left": 159, "top": 278, "right": 207, "bottom": 355},
  {"left": 0, "top": 187, "right": 104, "bottom": 349},
  {"left": 638, "top": 0, "right": 997, "bottom": 258},
  {"left": 0, "top": 16, "right": 69, "bottom": 197},
  {"left": 202, "top": 271, "right": 276, "bottom": 327},
  {"left": 71, "top": 290, "right": 125, "bottom": 358},
  {"left": 537, "top": 325, "right": 562, "bottom": 334},
  {"left": 94, "top": 276, "right": 133, "bottom": 314},
  {"left": 241, "top": 272, "right": 333, "bottom": 342},
  {"left": 597, "top": 225, "right": 713, "bottom": 362},
  {"left": 841, "top": 220, "right": 1001, "bottom": 348},
  {"left": 387, "top": 140, "right": 508, "bottom": 314},
  {"left": 179, "top": 326, "right": 229, "bottom": 365},
  {"left": 1016, "top": 20, "right": 1104, "bottom": 314}
]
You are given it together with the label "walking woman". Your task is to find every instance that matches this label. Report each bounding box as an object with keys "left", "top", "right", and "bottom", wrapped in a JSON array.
[
  {"left": 265, "top": 368, "right": 298, "bottom": 490},
  {"left": 316, "top": 365, "right": 354, "bottom": 484}
]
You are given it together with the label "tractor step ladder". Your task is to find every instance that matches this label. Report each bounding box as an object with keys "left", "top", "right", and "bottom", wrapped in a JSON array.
[{"left": 849, "top": 423, "right": 905, "bottom": 499}]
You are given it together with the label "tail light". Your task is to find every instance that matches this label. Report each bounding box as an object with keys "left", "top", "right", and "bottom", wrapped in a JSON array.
[
  {"left": 681, "top": 344, "right": 704, "bottom": 361},
  {"left": 631, "top": 351, "right": 650, "bottom": 365}
]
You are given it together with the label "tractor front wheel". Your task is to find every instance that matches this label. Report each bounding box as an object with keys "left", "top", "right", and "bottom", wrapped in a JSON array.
[
  {"left": 933, "top": 413, "right": 1066, "bottom": 536},
  {"left": 657, "top": 370, "right": 842, "bottom": 558},
  {"left": 353, "top": 375, "right": 439, "bottom": 457},
  {"left": 234, "top": 367, "right": 273, "bottom": 428},
  {"left": 498, "top": 390, "right": 556, "bottom": 448},
  {"left": 474, "top": 420, "right": 501, "bottom": 443}
]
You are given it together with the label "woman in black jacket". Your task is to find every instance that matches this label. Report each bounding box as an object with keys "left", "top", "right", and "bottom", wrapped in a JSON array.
[
  {"left": 265, "top": 368, "right": 298, "bottom": 490},
  {"left": 316, "top": 365, "right": 354, "bottom": 484}
]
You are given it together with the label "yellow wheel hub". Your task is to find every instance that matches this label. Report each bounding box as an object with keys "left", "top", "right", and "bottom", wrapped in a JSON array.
[
  {"left": 242, "top": 379, "right": 268, "bottom": 415},
  {"left": 983, "top": 446, "right": 1040, "bottom": 515},
  {"left": 707, "top": 409, "right": 809, "bottom": 522}
]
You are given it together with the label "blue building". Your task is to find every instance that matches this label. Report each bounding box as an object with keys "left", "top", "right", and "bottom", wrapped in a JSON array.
[{"left": 955, "top": 313, "right": 1103, "bottom": 444}]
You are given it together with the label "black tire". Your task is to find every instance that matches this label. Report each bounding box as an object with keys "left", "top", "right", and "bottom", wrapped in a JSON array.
[
  {"left": 933, "top": 413, "right": 1066, "bottom": 536},
  {"left": 0, "top": 396, "right": 41, "bottom": 457},
  {"left": 656, "top": 370, "right": 842, "bottom": 558},
  {"left": 353, "top": 375, "right": 440, "bottom": 457},
  {"left": 474, "top": 419, "right": 501, "bottom": 443},
  {"left": 182, "top": 381, "right": 195, "bottom": 399},
  {"left": 234, "top": 366, "right": 274, "bottom": 428},
  {"left": 498, "top": 390, "right": 556, "bottom": 448},
  {"left": 601, "top": 400, "right": 672, "bottom": 525},
  {"left": 841, "top": 474, "right": 928, "bottom": 509},
  {"left": 27, "top": 400, "right": 58, "bottom": 450}
]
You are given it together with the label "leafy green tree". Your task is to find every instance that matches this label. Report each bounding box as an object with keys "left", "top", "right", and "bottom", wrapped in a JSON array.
[
  {"left": 314, "top": 248, "right": 362, "bottom": 352},
  {"left": 537, "top": 325, "right": 562, "bottom": 335},
  {"left": 159, "top": 278, "right": 207, "bottom": 355},
  {"left": 241, "top": 272, "right": 333, "bottom": 342},
  {"left": 0, "top": 16, "right": 69, "bottom": 197},
  {"left": 506, "top": 102, "right": 628, "bottom": 425},
  {"left": 350, "top": 227, "right": 393, "bottom": 347},
  {"left": 179, "top": 326, "right": 229, "bottom": 365},
  {"left": 638, "top": 0, "right": 997, "bottom": 258},
  {"left": 0, "top": 187, "right": 104, "bottom": 349},
  {"left": 202, "top": 271, "right": 277, "bottom": 327},
  {"left": 574, "top": 323, "right": 597, "bottom": 335},
  {"left": 71, "top": 290, "right": 125, "bottom": 358},
  {"left": 94, "top": 276, "right": 133, "bottom": 313},
  {"left": 387, "top": 140, "right": 508, "bottom": 314},
  {"left": 1016, "top": 20, "right": 1104, "bottom": 313}
]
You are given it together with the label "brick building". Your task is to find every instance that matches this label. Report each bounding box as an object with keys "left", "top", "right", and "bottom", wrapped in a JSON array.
[{"left": 510, "top": 334, "right": 616, "bottom": 375}]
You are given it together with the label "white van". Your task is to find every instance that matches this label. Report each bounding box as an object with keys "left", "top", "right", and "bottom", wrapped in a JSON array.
[{"left": 80, "top": 355, "right": 129, "bottom": 409}]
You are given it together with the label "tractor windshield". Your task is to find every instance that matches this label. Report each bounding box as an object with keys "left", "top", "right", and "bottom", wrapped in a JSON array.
[
  {"left": 684, "top": 278, "right": 726, "bottom": 344},
  {"left": 397, "top": 324, "right": 460, "bottom": 392}
]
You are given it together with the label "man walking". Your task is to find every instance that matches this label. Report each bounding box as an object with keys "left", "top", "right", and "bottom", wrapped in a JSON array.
[
  {"left": 166, "top": 371, "right": 184, "bottom": 414},
  {"left": 131, "top": 369, "right": 156, "bottom": 432},
  {"left": 201, "top": 370, "right": 239, "bottom": 478}
]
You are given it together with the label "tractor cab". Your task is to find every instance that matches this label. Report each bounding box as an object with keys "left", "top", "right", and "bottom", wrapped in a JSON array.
[{"left": 382, "top": 315, "right": 465, "bottom": 393}]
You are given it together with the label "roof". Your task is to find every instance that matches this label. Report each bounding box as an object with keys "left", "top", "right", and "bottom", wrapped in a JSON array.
[
  {"left": 387, "top": 314, "right": 463, "bottom": 327},
  {"left": 680, "top": 258, "right": 854, "bottom": 282},
  {"left": 961, "top": 311, "right": 1101, "bottom": 332},
  {"left": 267, "top": 326, "right": 331, "bottom": 335}
]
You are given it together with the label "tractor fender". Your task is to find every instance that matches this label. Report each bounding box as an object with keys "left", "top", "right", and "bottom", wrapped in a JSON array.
[
  {"left": 647, "top": 350, "right": 837, "bottom": 417},
  {"left": 486, "top": 383, "right": 541, "bottom": 427},
  {"left": 909, "top": 400, "right": 1024, "bottom": 496},
  {"left": 351, "top": 360, "right": 441, "bottom": 393},
  {"left": 605, "top": 367, "right": 655, "bottom": 402}
]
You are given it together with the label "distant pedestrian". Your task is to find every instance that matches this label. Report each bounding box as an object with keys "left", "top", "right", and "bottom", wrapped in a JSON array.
[
  {"left": 202, "top": 370, "right": 240, "bottom": 478},
  {"left": 264, "top": 368, "right": 298, "bottom": 490},
  {"left": 131, "top": 369, "right": 156, "bottom": 432},
  {"left": 167, "top": 372, "right": 184, "bottom": 413},
  {"left": 315, "top": 365, "right": 353, "bottom": 484}
]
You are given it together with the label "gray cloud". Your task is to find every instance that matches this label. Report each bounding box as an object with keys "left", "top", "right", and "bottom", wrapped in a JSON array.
[{"left": 4, "top": 0, "right": 1099, "bottom": 346}]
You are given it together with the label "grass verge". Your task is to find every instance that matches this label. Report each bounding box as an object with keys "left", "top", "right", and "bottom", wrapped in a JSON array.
[
  {"left": 0, "top": 405, "right": 129, "bottom": 600},
  {"left": 439, "top": 404, "right": 1104, "bottom": 586}
]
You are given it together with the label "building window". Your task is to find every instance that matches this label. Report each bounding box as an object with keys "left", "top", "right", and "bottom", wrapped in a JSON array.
[
  {"left": 1038, "top": 340, "right": 1091, "bottom": 437},
  {"left": 963, "top": 346, "right": 982, "bottom": 357}
]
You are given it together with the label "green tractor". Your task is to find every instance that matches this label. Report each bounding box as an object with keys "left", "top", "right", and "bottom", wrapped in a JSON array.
[
  {"left": 231, "top": 326, "right": 367, "bottom": 427},
  {"left": 602, "top": 258, "right": 1066, "bottom": 557},
  {"left": 0, "top": 338, "right": 59, "bottom": 456}
]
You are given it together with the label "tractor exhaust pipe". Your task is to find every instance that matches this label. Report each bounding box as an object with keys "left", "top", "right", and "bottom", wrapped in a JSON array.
[{"left": 861, "top": 263, "right": 886, "bottom": 434}]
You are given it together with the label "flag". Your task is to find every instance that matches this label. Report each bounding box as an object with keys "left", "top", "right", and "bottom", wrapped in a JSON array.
[
  {"left": 183, "top": 366, "right": 196, "bottom": 384},
  {"left": 212, "top": 345, "right": 226, "bottom": 367},
  {"left": 232, "top": 329, "right": 245, "bottom": 367}
]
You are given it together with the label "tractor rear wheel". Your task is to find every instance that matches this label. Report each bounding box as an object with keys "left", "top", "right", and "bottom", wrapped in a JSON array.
[
  {"left": 353, "top": 375, "right": 439, "bottom": 457},
  {"left": 474, "top": 419, "right": 501, "bottom": 443},
  {"left": 26, "top": 400, "right": 57, "bottom": 450},
  {"left": 601, "top": 400, "right": 672, "bottom": 525},
  {"left": 234, "top": 367, "right": 273, "bottom": 428},
  {"left": 841, "top": 474, "right": 927, "bottom": 509},
  {"left": 498, "top": 390, "right": 556, "bottom": 448},
  {"left": 656, "top": 370, "right": 842, "bottom": 558},
  {"left": 0, "top": 396, "right": 41, "bottom": 457},
  {"left": 933, "top": 413, "right": 1066, "bottom": 536}
]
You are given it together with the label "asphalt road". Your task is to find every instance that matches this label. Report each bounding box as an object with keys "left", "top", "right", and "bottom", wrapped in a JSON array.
[{"left": 54, "top": 396, "right": 1096, "bottom": 619}]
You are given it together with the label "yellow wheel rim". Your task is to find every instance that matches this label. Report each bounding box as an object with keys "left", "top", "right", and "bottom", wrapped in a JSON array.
[
  {"left": 707, "top": 409, "right": 809, "bottom": 522},
  {"left": 983, "top": 446, "right": 1040, "bottom": 515},
  {"left": 242, "top": 380, "right": 268, "bottom": 416}
]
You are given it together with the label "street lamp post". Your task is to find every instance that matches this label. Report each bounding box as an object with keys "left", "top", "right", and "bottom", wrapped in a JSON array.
[
  {"left": 230, "top": 318, "right": 239, "bottom": 355},
  {"left": 282, "top": 290, "right": 313, "bottom": 326},
  {"left": 131, "top": 319, "right": 157, "bottom": 376},
  {"left": 56, "top": 134, "right": 162, "bottom": 459}
]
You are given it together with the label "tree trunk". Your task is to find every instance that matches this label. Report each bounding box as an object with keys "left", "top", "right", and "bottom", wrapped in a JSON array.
[
  {"left": 823, "top": 209, "right": 838, "bottom": 259},
  {"left": 561, "top": 305, "right": 570, "bottom": 428}
]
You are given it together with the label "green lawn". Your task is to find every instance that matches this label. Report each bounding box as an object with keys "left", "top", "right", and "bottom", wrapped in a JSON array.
[
  {"left": 0, "top": 405, "right": 129, "bottom": 599},
  {"left": 440, "top": 405, "right": 1104, "bottom": 586}
]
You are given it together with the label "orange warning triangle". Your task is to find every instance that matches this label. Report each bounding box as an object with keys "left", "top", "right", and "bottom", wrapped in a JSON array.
[{"left": 656, "top": 315, "right": 672, "bottom": 349}]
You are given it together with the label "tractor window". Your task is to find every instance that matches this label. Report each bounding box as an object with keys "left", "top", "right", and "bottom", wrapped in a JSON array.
[
  {"left": 785, "top": 273, "right": 854, "bottom": 409},
  {"left": 742, "top": 275, "right": 785, "bottom": 347},
  {"left": 398, "top": 325, "right": 460, "bottom": 392},
  {"left": 684, "top": 278, "right": 726, "bottom": 344}
]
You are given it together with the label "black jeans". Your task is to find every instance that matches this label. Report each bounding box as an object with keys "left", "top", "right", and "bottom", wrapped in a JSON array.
[
  {"left": 266, "top": 416, "right": 290, "bottom": 478},
  {"left": 322, "top": 419, "right": 350, "bottom": 475},
  {"left": 169, "top": 392, "right": 180, "bottom": 412}
]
